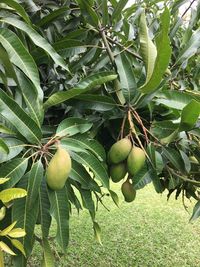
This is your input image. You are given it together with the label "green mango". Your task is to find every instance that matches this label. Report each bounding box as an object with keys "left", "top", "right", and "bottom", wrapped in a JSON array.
[
  {"left": 110, "top": 162, "right": 127, "bottom": 183},
  {"left": 121, "top": 179, "right": 136, "bottom": 202},
  {"left": 109, "top": 138, "right": 132, "bottom": 164},
  {"left": 127, "top": 147, "right": 145, "bottom": 176},
  {"left": 46, "top": 146, "right": 71, "bottom": 190}
]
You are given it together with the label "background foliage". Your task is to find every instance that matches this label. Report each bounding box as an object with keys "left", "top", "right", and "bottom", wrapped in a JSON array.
[{"left": 0, "top": 0, "right": 199, "bottom": 266}]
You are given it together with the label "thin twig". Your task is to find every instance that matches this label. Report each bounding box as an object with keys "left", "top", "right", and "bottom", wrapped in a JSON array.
[
  {"left": 181, "top": 0, "right": 196, "bottom": 18},
  {"left": 106, "top": 36, "right": 142, "bottom": 61}
]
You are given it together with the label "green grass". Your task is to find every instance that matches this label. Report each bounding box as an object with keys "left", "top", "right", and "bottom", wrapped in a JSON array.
[{"left": 29, "top": 183, "right": 200, "bottom": 267}]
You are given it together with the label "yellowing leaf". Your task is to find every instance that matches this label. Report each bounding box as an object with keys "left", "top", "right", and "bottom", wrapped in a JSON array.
[
  {"left": 0, "top": 188, "right": 27, "bottom": 203},
  {"left": 0, "top": 241, "right": 16, "bottom": 255},
  {"left": 0, "top": 178, "right": 10, "bottom": 185},
  {"left": 93, "top": 221, "right": 102, "bottom": 246},
  {"left": 8, "top": 228, "right": 26, "bottom": 238},
  {"left": 0, "top": 221, "right": 17, "bottom": 236},
  {"left": 11, "top": 239, "right": 26, "bottom": 256}
]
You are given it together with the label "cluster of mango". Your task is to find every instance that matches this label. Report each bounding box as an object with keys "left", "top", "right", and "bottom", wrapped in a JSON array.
[{"left": 108, "top": 138, "right": 146, "bottom": 202}]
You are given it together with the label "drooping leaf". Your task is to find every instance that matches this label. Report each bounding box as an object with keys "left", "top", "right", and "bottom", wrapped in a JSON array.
[
  {"left": 0, "top": 28, "right": 43, "bottom": 99},
  {"left": 179, "top": 100, "right": 200, "bottom": 132},
  {"left": 26, "top": 160, "right": 44, "bottom": 209},
  {"left": 76, "top": 0, "right": 99, "bottom": 27},
  {"left": 176, "top": 29, "right": 200, "bottom": 68},
  {"left": 44, "top": 72, "right": 117, "bottom": 109},
  {"left": 11, "top": 239, "right": 26, "bottom": 256},
  {"left": 0, "top": 241, "right": 16, "bottom": 255},
  {"left": 56, "top": 118, "right": 93, "bottom": 138},
  {"left": 111, "top": 0, "right": 129, "bottom": 22},
  {"left": 115, "top": 52, "right": 137, "bottom": 101},
  {"left": 39, "top": 180, "right": 51, "bottom": 239},
  {"left": 0, "top": 138, "right": 9, "bottom": 154},
  {"left": 41, "top": 238, "right": 55, "bottom": 267},
  {"left": 0, "top": 89, "right": 42, "bottom": 144},
  {"left": 36, "top": 7, "right": 69, "bottom": 27},
  {"left": 0, "top": 0, "right": 31, "bottom": 24},
  {"left": 0, "top": 158, "right": 28, "bottom": 189},
  {"left": 140, "top": 8, "right": 172, "bottom": 94},
  {"left": 48, "top": 188, "right": 69, "bottom": 252},
  {"left": 0, "top": 188, "right": 27, "bottom": 203},
  {"left": 139, "top": 10, "right": 157, "bottom": 84},
  {"left": 0, "top": 17, "right": 69, "bottom": 71},
  {"left": 69, "top": 161, "right": 100, "bottom": 192},
  {"left": 93, "top": 221, "right": 102, "bottom": 245},
  {"left": 72, "top": 152, "right": 109, "bottom": 189},
  {"left": 0, "top": 138, "right": 24, "bottom": 164},
  {"left": 190, "top": 200, "right": 200, "bottom": 221}
]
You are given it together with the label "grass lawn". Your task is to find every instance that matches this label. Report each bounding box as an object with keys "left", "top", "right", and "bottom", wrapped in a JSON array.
[{"left": 29, "top": 183, "right": 200, "bottom": 267}]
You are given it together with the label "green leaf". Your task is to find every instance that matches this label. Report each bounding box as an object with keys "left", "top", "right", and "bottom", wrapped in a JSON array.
[
  {"left": 12, "top": 174, "right": 39, "bottom": 258},
  {"left": 48, "top": 187, "right": 69, "bottom": 252},
  {"left": 56, "top": 118, "right": 93, "bottom": 138},
  {"left": 26, "top": 160, "right": 44, "bottom": 209},
  {"left": 43, "top": 72, "right": 117, "bottom": 109},
  {"left": 111, "top": 0, "right": 129, "bottom": 21},
  {"left": 93, "top": 221, "right": 102, "bottom": 245},
  {"left": 155, "top": 90, "right": 200, "bottom": 110},
  {"left": 115, "top": 52, "right": 137, "bottom": 101},
  {"left": 0, "top": 158, "right": 28, "bottom": 189},
  {"left": 36, "top": 7, "right": 69, "bottom": 27},
  {"left": 140, "top": 8, "right": 172, "bottom": 94},
  {"left": 0, "top": 138, "right": 24, "bottom": 164},
  {"left": 0, "top": 0, "right": 31, "bottom": 24},
  {"left": 0, "top": 138, "right": 9, "bottom": 154},
  {"left": 0, "top": 90, "right": 42, "bottom": 144},
  {"left": 0, "top": 188, "right": 27, "bottom": 203},
  {"left": 162, "top": 147, "right": 185, "bottom": 172},
  {"left": 139, "top": 10, "right": 157, "bottom": 84},
  {"left": 69, "top": 161, "right": 100, "bottom": 192},
  {"left": 0, "top": 28, "right": 43, "bottom": 100},
  {"left": 15, "top": 69, "right": 44, "bottom": 126},
  {"left": 74, "top": 94, "right": 116, "bottom": 111},
  {"left": 72, "top": 152, "right": 109, "bottom": 189},
  {"left": 41, "top": 238, "right": 55, "bottom": 267},
  {"left": 0, "top": 17, "right": 69, "bottom": 71},
  {"left": 101, "top": 0, "right": 109, "bottom": 26},
  {"left": 179, "top": 100, "right": 200, "bottom": 132},
  {"left": 109, "top": 189, "right": 119, "bottom": 207},
  {"left": 176, "top": 29, "right": 200, "bottom": 67},
  {"left": 190, "top": 200, "right": 200, "bottom": 222},
  {"left": 76, "top": 0, "right": 99, "bottom": 27},
  {"left": 132, "top": 164, "right": 152, "bottom": 190},
  {"left": 39, "top": 180, "right": 51, "bottom": 238},
  {"left": 63, "top": 134, "right": 106, "bottom": 161}
]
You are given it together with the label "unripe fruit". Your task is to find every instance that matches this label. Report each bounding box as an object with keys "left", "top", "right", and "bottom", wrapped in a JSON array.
[
  {"left": 121, "top": 179, "right": 136, "bottom": 202},
  {"left": 127, "top": 147, "right": 145, "bottom": 176},
  {"left": 0, "top": 206, "right": 6, "bottom": 221},
  {"left": 109, "top": 138, "right": 132, "bottom": 164},
  {"left": 110, "top": 163, "right": 127, "bottom": 183},
  {"left": 46, "top": 146, "right": 71, "bottom": 190}
]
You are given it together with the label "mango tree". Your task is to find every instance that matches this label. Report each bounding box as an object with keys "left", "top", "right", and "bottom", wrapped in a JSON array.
[{"left": 0, "top": 0, "right": 199, "bottom": 266}]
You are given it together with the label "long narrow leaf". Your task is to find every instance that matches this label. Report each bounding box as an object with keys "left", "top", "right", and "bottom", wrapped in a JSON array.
[
  {"left": 140, "top": 8, "right": 172, "bottom": 94},
  {"left": 0, "top": 28, "right": 43, "bottom": 99},
  {"left": 0, "top": 89, "right": 42, "bottom": 144},
  {"left": 0, "top": 17, "right": 69, "bottom": 71},
  {"left": 44, "top": 72, "right": 117, "bottom": 109}
]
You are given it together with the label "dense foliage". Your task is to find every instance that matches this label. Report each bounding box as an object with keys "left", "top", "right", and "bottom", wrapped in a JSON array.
[{"left": 0, "top": 0, "right": 199, "bottom": 266}]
